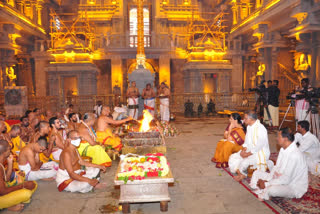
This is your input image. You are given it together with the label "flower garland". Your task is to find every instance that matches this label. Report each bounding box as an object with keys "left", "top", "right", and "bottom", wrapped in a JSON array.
[{"left": 117, "top": 153, "right": 169, "bottom": 184}]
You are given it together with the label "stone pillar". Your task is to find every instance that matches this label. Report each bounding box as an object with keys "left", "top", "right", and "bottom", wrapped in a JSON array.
[
  {"left": 111, "top": 56, "right": 123, "bottom": 95},
  {"left": 34, "top": 58, "right": 48, "bottom": 96},
  {"left": 231, "top": 54, "right": 243, "bottom": 92},
  {"left": 311, "top": 32, "right": 320, "bottom": 87},
  {"left": 159, "top": 55, "right": 170, "bottom": 87},
  {"left": 36, "top": 1, "right": 43, "bottom": 26},
  {"left": 16, "top": 0, "right": 24, "bottom": 14}
]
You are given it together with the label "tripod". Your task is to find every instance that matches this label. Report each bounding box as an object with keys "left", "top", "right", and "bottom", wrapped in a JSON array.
[
  {"left": 304, "top": 107, "right": 320, "bottom": 140},
  {"left": 279, "top": 100, "right": 296, "bottom": 130},
  {"left": 254, "top": 95, "right": 273, "bottom": 127}
]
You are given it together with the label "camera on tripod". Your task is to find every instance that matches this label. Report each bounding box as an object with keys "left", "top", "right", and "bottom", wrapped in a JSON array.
[
  {"left": 287, "top": 87, "right": 320, "bottom": 114},
  {"left": 249, "top": 80, "right": 268, "bottom": 105}
]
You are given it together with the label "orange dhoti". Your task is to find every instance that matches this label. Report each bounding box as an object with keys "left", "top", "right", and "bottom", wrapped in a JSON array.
[{"left": 96, "top": 129, "right": 123, "bottom": 152}]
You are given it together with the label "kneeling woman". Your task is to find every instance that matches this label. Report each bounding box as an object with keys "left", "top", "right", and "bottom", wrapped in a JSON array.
[{"left": 211, "top": 113, "right": 245, "bottom": 168}]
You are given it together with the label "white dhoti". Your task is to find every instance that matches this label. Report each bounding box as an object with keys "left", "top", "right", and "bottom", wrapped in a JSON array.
[
  {"left": 56, "top": 167, "right": 100, "bottom": 193},
  {"left": 160, "top": 98, "right": 170, "bottom": 122},
  {"left": 128, "top": 98, "right": 139, "bottom": 120},
  {"left": 250, "top": 170, "right": 296, "bottom": 200},
  {"left": 144, "top": 98, "right": 155, "bottom": 116},
  {"left": 19, "top": 161, "right": 59, "bottom": 181},
  {"left": 228, "top": 152, "right": 258, "bottom": 175},
  {"left": 264, "top": 105, "right": 279, "bottom": 126},
  {"left": 295, "top": 99, "right": 310, "bottom": 123},
  {"left": 52, "top": 148, "right": 63, "bottom": 161}
]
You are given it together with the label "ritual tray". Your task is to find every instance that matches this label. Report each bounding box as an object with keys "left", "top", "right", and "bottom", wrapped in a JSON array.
[{"left": 114, "top": 160, "right": 174, "bottom": 213}]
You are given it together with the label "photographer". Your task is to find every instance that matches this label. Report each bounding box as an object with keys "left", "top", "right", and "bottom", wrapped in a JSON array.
[
  {"left": 264, "top": 80, "right": 280, "bottom": 127},
  {"left": 250, "top": 80, "right": 268, "bottom": 118},
  {"left": 293, "top": 78, "right": 311, "bottom": 123}
]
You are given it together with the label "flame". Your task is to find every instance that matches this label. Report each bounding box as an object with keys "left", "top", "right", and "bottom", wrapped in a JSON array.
[{"left": 139, "top": 110, "right": 153, "bottom": 132}]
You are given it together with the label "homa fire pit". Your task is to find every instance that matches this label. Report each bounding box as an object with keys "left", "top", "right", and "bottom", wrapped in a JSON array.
[{"left": 122, "top": 130, "right": 166, "bottom": 155}]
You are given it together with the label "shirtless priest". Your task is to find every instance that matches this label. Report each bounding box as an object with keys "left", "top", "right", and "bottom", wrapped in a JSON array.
[
  {"left": 127, "top": 81, "right": 139, "bottom": 120},
  {"left": 96, "top": 106, "right": 132, "bottom": 151},
  {"left": 56, "top": 130, "right": 106, "bottom": 193},
  {"left": 142, "top": 83, "right": 156, "bottom": 116},
  {"left": 250, "top": 128, "right": 308, "bottom": 201},
  {"left": 18, "top": 137, "right": 58, "bottom": 181},
  {"left": 0, "top": 139, "right": 37, "bottom": 211}
]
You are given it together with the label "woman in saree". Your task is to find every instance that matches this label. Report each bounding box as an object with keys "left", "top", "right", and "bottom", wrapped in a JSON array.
[{"left": 211, "top": 113, "right": 246, "bottom": 168}]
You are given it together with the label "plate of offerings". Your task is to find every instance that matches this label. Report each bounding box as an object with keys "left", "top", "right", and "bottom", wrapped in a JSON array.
[{"left": 114, "top": 153, "right": 174, "bottom": 213}]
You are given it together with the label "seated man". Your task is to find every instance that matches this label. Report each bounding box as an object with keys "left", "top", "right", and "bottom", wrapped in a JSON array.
[
  {"left": 250, "top": 128, "right": 308, "bottom": 201},
  {"left": 56, "top": 130, "right": 106, "bottom": 193},
  {"left": 0, "top": 139, "right": 37, "bottom": 212},
  {"left": 229, "top": 110, "right": 271, "bottom": 182},
  {"left": 78, "top": 113, "right": 112, "bottom": 167},
  {"left": 96, "top": 106, "right": 132, "bottom": 152},
  {"left": 49, "top": 117, "right": 65, "bottom": 161},
  {"left": 19, "top": 116, "right": 33, "bottom": 143},
  {"left": 0, "top": 125, "right": 24, "bottom": 154},
  {"left": 30, "top": 121, "right": 54, "bottom": 163},
  {"left": 295, "top": 120, "right": 320, "bottom": 175},
  {"left": 18, "top": 137, "right": 58, "bottom": 181},
  {"left": 67, "top": 113, "right": 79, "bottom": 131}
]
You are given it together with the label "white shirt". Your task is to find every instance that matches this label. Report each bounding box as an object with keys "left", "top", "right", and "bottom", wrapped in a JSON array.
[
  {"left": 265, "top": 142, "right": 308, "bottom": 198},
  {"left": 243, "top": 120, "right": 270, "bottom": 168},
  {"left": 295, "top": 131, "right": 320, "bottom": 162}
]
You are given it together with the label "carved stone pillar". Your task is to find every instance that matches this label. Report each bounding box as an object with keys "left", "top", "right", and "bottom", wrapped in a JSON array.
[{"left": 111, "top": 56, "right": 123, "bottom": 95}]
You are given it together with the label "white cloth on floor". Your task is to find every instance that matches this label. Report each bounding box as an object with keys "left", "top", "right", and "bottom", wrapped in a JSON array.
[
  {"left": 128, "top": 98, "right": 139, "bottom": 120},
  {"left": 229, "top": 120, "right": 270, "bottom": 175},
  {"left": 52, "top": 148, "right": 63, "bottom": 161},
  {"left": 250, "top": 142, "right": 308, "bottom": 200},
  {"left": 56, "top": 167, "right": 100, "bottom": 193},
  {"left": 295, "top": 132, "right": 320, "bottom": 175},
  {"left": 160, "top": 98, "right": 170, "bottom": 122},
  {"left": 19, "top": 161, "right": 59, "bottom": 181}
]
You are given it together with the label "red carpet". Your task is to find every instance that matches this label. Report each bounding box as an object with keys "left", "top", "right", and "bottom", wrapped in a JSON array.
[{"left": 223, "top": 153, "right": 320, "bottom": 214}]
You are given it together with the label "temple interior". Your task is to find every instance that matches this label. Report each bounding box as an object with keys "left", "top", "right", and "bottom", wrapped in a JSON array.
[{"left": 1, "top": 0, "right": 319, "bottom": 114}]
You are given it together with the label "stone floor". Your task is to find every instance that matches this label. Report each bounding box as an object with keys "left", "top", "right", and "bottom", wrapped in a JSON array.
[{"left": 2, "top": 116, "right": 280, "bottom": 214}]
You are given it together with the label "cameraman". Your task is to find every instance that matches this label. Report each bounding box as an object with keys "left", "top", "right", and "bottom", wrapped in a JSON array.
[
  {"left": 294, "top": 78, "right": 311, "bottom": 123},
  {"left": 265, "top": 80, "right": 280, "bottom": 127}
]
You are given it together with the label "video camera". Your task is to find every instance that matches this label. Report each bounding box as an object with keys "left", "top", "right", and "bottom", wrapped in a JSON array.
[
  {"left": 287, "top": 87, "right": 320, "bottom": 114},
  {"left": 249, "top": 80, "right": 268, "bottom": 105}
]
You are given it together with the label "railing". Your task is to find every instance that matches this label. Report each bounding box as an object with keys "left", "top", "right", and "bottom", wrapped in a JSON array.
[{"left": 1, "top": 92, "right": 295, "bottom": 116}]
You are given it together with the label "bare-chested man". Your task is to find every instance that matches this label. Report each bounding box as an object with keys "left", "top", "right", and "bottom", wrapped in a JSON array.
[
  {"left": 30, "top": 121, "right": 54, "bottom": 163},
  {"left": 0, "top": 125, "right": 23, "bottom": 155},
  {"left": 44, "top": 110, "right": 54, "bottom": 122},
  {"left": 0, "top": 139, "right": 37, "bottom": 212},
  {"left": 49, "top": 117, "right": 65, "bottom": 161},
  {"left": 67, "top": 113, "right": 79, "bottom": 131},
  {"left": 19, "top": 116, "right": 33, "bottom": 143},
  {"left": 158, "top": 82, "right": 171, "bottom": 123},
  {"left": 56, "top": 130, "right": 106, "bottom": 193},
  {"left": 77, "top": 113, "right": 112, "bottom": 167},
  {"left": 96, "top": 106, "right": 132, "bottom": 151},
  {"left": 127, "top": 81, "right": 140, "bottom": 120},
  {"left": 18, "top": 136, "right": 58, "bottom": 181},
  {"left": 142, "top": 83, "right": 156, "bottom": 116}
]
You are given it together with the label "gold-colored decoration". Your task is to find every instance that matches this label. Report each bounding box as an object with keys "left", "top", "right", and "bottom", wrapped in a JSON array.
[
  {"left": 136, "top": 0, "right": 146, "bottom": 68},
  {"left": 292, "top": 12, "right": 308, "bottom": 24},
  {"left": 186, "top": 11, "right": 228, "bottom": 62},
  {"left": 257, "top": 63, "right": 265, "bottom": 76},
  {"left": 6, "top": 67, "right": 17, "bottom": 86}
]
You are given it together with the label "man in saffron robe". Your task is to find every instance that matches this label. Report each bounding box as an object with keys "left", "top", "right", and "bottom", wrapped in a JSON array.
[
  {"left": 77, "top": 113, "right": 112, "bottom": 167},
  {"left": 96, "top": 106, "right": 132, "bottom": 152},
  {"left": 56, "top": 130, "right": 106, "bottom": 193}
]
